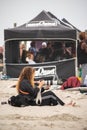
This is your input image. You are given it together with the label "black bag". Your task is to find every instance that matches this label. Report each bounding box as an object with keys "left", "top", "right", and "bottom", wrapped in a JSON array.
[{"left": 8, "top": 95, "right": 32, "bottom": 107}]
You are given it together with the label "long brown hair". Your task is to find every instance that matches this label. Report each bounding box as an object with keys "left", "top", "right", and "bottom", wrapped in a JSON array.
[{"left": 16, "top": 66, "right": 35, "bottom": 93}]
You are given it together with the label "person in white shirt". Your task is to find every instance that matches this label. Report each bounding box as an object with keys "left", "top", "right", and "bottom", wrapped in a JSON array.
[{"left": 26, "top": 52, "right": 36, "bottom": 64}]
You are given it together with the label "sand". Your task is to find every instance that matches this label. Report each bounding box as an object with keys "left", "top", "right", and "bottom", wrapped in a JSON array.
[{"left": 0, "top": 79, "right": 87, "bottom": 130}]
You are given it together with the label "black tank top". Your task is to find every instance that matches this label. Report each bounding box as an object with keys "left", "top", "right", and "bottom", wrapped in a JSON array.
[{"left": 77, "top": 42, "right": 87, "bottom": 65}]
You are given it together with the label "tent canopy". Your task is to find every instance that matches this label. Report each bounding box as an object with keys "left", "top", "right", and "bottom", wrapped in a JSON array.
[{"left": 4, "top": 10, "right": 76, "bottom": 41}]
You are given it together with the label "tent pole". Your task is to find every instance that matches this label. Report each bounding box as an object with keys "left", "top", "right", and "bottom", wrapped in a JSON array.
[
  {"left": 2, "top": 42, "right": 7, "bottom": 77},
  {"left": 75, "top": 31, "right": 78, "bottom": 77}
]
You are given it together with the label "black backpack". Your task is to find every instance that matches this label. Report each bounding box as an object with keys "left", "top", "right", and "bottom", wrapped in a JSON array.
[{"left": 8, "top": 95, "right": 31, "bottom": 107}]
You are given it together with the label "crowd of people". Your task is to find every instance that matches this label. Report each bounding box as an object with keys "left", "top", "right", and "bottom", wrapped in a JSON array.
[
  {"left": 18, "top": 30, "right": 87, "bottom": 87},
  {"left": 19, "top": 40, "right": 75, "bottom": 64}
]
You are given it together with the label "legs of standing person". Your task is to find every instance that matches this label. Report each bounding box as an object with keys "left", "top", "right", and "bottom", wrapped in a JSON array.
[{"left": 81, "top": 64, "right": 87, "bottom": 85}]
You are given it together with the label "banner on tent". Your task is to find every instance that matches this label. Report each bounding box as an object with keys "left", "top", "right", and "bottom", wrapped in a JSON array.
[
  {"left": 6, "top": 58, "right": 76, "bottom": 79},
  {"left": 34, "top": 66, "right": 57, "bottom": 80}
]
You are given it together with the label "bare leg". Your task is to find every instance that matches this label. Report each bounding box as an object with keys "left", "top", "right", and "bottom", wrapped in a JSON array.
[{"left": 66, "top": 100, "right": 76, "bottom": 106}]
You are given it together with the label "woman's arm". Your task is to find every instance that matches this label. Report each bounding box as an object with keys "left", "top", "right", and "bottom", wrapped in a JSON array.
[{"left": 20, "top": 80, "right": 45, "bottom": 98}]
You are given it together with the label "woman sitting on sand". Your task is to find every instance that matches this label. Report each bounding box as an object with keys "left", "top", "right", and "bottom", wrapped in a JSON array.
[{"left": 15, "top": 66, "right": 75, "bottom": 106}]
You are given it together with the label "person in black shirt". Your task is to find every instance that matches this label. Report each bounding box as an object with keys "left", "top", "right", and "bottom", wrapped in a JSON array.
[
  {"left": 19, "top": 43, "right": 27, "bottom": 63},
  {"left": 77, "top": 31, "right": 87, "bottom": 85},
  {"left": 38, "top": 42, "right": 48, "bottom": 62},
  {"left": 16, "top": 66, "right": 75, "bottom": 106}
]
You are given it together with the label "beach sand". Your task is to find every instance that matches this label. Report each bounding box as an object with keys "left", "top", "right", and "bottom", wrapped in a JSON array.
[{"left": 0, "top": 80, "right": 87, "bottom": 130}]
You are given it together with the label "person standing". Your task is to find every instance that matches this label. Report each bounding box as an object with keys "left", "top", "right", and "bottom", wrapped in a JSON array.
[
  {"left": 77, "top": 31, "right": 87, "bottom": 85},
  {"left": 29, "top": 41, "right": 37, "bottom": 57},
  {"left": 19, "top": 43, "right": 27, "bottom": 63}
]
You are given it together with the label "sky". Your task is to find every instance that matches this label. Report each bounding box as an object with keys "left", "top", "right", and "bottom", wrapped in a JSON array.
[{"left": 0, "top": 0, "right": 87, "bottom": 45}]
